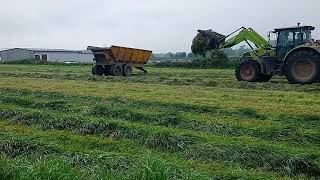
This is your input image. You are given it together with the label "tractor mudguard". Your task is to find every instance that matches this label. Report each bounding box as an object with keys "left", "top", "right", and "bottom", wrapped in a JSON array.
[{"left": 284, "top": 45, "right": 320, "bottom": 65}]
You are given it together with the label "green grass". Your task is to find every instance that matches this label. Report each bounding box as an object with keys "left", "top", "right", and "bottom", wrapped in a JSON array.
[
  {"left": 1, "top": 64, "right": 320, "bottom": 92},
  {"left": 0, "top": 64, "right": 319, "bottom": 179}
]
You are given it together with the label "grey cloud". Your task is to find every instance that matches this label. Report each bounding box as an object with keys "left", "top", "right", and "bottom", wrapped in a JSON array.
[{"left": 0, "top": 0, "right": 319, "bottom": 52}]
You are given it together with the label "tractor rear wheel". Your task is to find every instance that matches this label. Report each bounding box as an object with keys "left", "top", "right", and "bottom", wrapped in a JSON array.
[
  {"left": 285, "top": 50, "right": 319, "bottom": 84},
  {"left": 122, "top": 64, "right": 133, "bottom": 76},
  {"left": 110, "top": 64, "right": 123, "bottom": 76},
  {"left": 235, "top": 59, "right": 262, "bottom": 82}
]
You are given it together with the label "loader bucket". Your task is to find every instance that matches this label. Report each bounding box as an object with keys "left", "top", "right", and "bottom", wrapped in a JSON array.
[{"left": 191, "top": 29, "right": 226, "bottom": 55}]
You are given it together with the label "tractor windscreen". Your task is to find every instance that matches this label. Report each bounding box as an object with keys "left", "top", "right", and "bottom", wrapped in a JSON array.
[{"left": 191, "top": 29, "right": 226, "bottom": 56}]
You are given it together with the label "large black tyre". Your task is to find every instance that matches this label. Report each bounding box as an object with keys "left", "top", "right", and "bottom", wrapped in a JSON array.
[
  {"left": 285, "top": 50, "right": 320, "bottom": 84},
  {"left": 110, "top": 64, "right": 123, "bottom": 76},
  {"left": 260, "top": 74, "right": 273, "bottom": 82},
  {"left": 104, "top": 65, "right": 112, "bottom": 76},
  {"left": 235, "top": 59, "right": 262, "bottom": 82},
  {"left": 93, "top": 65, "right": 104, "bottom": 76},
  {"left": 122, "top": 64, "right": 133, "bottom": 76},
  {"left": 91, "top": 65, "right": 96, "bottom": 75}
]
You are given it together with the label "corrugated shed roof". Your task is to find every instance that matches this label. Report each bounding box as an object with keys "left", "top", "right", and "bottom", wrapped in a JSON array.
[{"left": 0, "top": 48, "right": 92, "bottom": 54}]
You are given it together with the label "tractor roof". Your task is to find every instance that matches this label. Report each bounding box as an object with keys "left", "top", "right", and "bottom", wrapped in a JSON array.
[{"left": 274, "top": 26, "right": 315, "bottom": 32}]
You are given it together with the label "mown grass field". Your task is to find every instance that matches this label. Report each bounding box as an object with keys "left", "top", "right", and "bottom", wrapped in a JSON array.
[{"left": 0, "top": 64, "right": 320, "bottom": 179}]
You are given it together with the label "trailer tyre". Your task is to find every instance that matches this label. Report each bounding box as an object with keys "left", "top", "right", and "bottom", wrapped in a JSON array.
[
  {"left": 92, "top": 65, "right": 97, "bottom": 75},
  {"left": 94, "top": 65, "right": 104, "bottom": 76},
  {"left": 123, "top": 64, "right": 133, "bottom": 76},
  {"left": 110, "top": 64, "right": 123, "bottom": 76},
  {"left": 104, "top": 65, "right": 111, "bottom": 76}
]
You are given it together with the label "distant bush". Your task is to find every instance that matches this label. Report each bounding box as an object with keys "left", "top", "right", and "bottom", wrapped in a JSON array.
[{"left": 150, "top": 51, "right": 240, "bottom": 69}]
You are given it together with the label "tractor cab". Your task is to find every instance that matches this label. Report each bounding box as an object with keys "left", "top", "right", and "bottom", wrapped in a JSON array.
[{"left": 273, "top": 25, "right": 315, "bottom": 61}]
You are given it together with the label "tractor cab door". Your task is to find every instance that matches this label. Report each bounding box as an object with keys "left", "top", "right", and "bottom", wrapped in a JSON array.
[{"left": 276, "top": 30, "right": 295, "bottom": 61}]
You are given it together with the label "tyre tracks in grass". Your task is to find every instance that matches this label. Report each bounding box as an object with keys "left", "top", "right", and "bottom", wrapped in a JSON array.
[
  {"left": 1, "top": 92, "right": 320, "bottom": 177},
  {"left": 1, "top": 88, "right": 319, "bottom": 148},
  {"left": 1, "top": 69, "right": 320, "bottom": 178},
  {"left": 0, "top": 121, "right": 284, "bottom": 179},
  {"left": 1, "top": 71, "right": 320, "bottom": 93}
]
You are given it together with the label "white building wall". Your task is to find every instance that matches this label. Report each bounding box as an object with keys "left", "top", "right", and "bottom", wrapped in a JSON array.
[
  {"left": 34, "top": 51, "right": 94, "bottom": 64},
  {"left": 0, "top": 49, "right": 34, "bottom": 62}
]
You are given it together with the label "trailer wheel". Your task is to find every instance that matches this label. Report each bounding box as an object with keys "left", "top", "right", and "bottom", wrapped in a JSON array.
[
  {"left": 110, "top": 64, "right": 123, "bottom": 76},
  {"left": 92, "top": 65, "right": 97, "bottom": 75},
  {"left": 94, "top": 65, "right": 104, "bottom": 76},
  {"left": 104, "top": 65, "right": 111, "bottom": 76},
  {"left": 123, "top": 64, "right": 133, "bottom": 76}
]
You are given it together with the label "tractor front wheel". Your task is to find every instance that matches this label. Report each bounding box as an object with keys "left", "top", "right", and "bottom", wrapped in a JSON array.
[
  {"left": 235, "top": 59, "right": 262, "bottom": 82},
  {"left": 285, "top": 50, "right": 319, "bottom": 84}
]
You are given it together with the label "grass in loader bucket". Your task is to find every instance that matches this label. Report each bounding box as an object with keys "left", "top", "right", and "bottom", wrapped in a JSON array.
[
  {"left": 0, "top": 64, "right": 320, "bottom": 179},
  {"left": 192, "top": 29, "right": 226, "bottom": 56}
]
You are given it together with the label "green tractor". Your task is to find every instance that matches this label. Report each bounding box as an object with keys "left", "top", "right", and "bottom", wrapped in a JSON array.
[{"left": 192, "top": 25, "right": 320, "bottom": 84}]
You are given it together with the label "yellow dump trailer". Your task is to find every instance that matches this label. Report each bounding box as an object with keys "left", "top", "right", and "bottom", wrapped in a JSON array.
[{"left": 88, "top": 46, "right": 152, "bottom": 76}]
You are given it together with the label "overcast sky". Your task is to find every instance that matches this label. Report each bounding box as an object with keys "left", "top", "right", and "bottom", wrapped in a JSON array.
[{"left": 0, "top": 0, "right": 319, "bottom": 53}]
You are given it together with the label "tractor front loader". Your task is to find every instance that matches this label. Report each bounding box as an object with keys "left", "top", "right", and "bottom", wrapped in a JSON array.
[{"left": 192, "top": 25, "right": 320, "bottom": 84}]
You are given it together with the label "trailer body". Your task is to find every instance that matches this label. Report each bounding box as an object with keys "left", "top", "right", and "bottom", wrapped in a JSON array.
[{"left": 88, "top": 45, "right": 152, "bottom": 76}]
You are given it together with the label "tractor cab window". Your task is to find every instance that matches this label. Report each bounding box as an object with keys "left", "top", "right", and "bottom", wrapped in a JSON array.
[
  {"left": 295, "top": 32, "right": 303, "bottom": 44},
  {"left": 268, "top": 32, "right": 277, "bottom": 48},
  {"left": 302, "top": 30, "right": 312, "bottom": 42},
  {"left": 276, "top": 28, "right": 313, "bottom": 61},
  {"left": 294, "top": 29, "right": 312, "bottom": 45},
  {"left": 277, "top": 30, "right": 295, "bottom": 61},
  {"left": 278, "top": 30, "right": 294, "bottom": 47}
]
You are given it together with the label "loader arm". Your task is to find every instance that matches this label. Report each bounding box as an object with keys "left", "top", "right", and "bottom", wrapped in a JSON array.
[{"left": 218, "top": 27, "right": 271, "bottom": 58}]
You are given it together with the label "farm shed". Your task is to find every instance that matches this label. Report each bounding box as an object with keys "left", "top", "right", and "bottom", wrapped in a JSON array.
[{"left": 0, "top": 48, "right": 93, "bottom": 63}]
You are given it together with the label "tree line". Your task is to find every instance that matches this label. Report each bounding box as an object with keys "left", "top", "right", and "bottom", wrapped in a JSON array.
[
  {"left": 151, "top": 45, "right": 250, "bottom": 61},
  {"left": 149, "top": 46, "right": 251, "bottom": 68}
]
